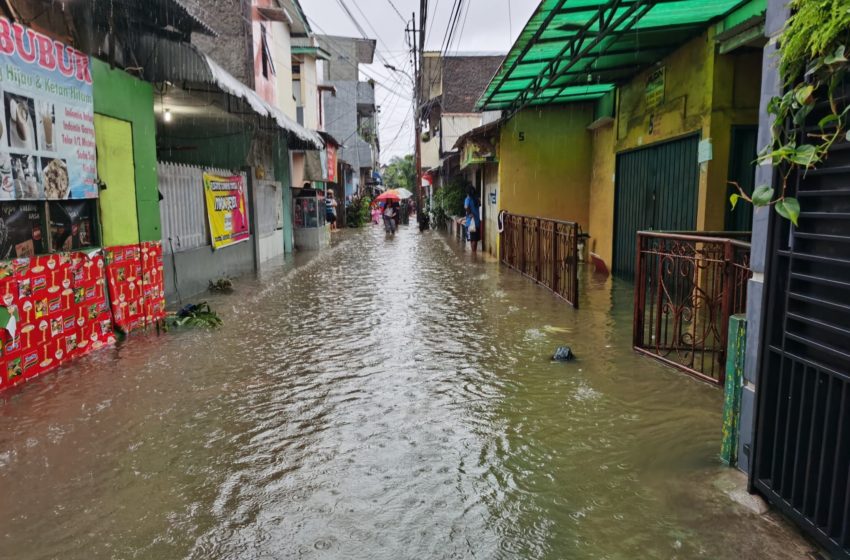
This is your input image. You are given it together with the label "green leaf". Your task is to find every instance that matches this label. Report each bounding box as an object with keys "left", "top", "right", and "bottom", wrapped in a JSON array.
[
  {"left": 767, "top": 96, "right": 782, "bottom": 116},
  {"left": 819, "top": 113, "right": 840, "bottom": 129},
  {"left": 775, "top": 197, "right": 801, "bottom": 226},
  {"left": 729, "top": 193, "right": 740, "bottom": 211},
  {"left": 846, "top": 130, "right": 850, "bottom": 141},
  {"left": 794, "top": 103, "right": 815, "bottom": 125},
  {"left": 825, "top": 45, "right": 847, "bottom": 65},
  {"left": 752, "top": 185, "right": 775, "bottom": 207},
  {"left": 790, "top": 144, "right": 818, "bottom": 166},
  {"left": 795, "top": 84, "right": 815, "bottom": 105}
]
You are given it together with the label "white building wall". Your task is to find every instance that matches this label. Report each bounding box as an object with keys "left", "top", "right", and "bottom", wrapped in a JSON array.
[
  {"left": 271, "top": 20, "right": 297, "bottom": 120},
  {"left": 441, "top": 114, "right": 484, "bottom": 153},
  {"left": 300, "top": 57, "right": 320, "bottom": 130}
]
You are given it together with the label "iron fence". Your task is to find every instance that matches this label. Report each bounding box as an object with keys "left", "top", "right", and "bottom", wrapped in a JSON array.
[
  {"left": 633, "top": 231, "right": 752, "bottom": 385},
  {"left": 500, "top": 213, "right": 580, "bottom": 308}
]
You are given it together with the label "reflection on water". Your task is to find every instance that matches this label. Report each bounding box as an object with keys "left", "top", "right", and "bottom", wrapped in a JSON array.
[{"left": 0, "top": 226, "right": 804, "bottom": 559}]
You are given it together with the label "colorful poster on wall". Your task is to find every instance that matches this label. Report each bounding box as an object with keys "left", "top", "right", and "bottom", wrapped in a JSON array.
[
  {"left": 0, "top": 18, "right": 97, "bottom": 200},
  {"left": 645, "top": 67, "right": 666, "bottom": 110},
  {"left": 0, "top": 201, "right": 45, "bottom": 258},
  {"left": 203, "top": 172, "right": 249, "bottom": 250}
]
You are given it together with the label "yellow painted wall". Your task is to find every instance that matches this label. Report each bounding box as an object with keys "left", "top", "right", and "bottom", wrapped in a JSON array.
[
  {"left": 588, "top": 124, "right": 616, "bottom": 265},
  {"left": 95, "top": 114, "right": 140, "bottom": 246},
  {"left": 585, "top": 29, "right": 762, "bottom": 270},
  {"left": 498, "top": 104, "right": 594, "bottom": 229},
  {"left": 703, "top": 49, "right": 761, "bottom": 230}
]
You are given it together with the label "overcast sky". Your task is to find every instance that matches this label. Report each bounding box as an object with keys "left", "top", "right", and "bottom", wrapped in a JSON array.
[{"left": 300, "top": 0, "right": 539, "bottom": 164}]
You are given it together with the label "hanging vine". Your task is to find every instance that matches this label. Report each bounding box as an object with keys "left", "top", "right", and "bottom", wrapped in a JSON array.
[{"left": 730, "top": 0, "right": 850, "bottom": 225}]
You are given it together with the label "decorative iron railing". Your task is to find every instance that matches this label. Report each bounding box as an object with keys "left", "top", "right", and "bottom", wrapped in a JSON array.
[
  {"left": 633, "top": 231, "right": 752, "bottom": 385},
  {"left": 500, "top": 213, "right": 580, "bottom": 308}
]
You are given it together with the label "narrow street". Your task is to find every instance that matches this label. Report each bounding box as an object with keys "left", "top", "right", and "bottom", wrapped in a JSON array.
[{"left": 0, "top": 226, "right": 808, "bottom": 559}]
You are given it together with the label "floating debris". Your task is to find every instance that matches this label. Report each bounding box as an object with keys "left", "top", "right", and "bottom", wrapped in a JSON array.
[{"left": 553, "top": 346, "right": 575, "bottom": 361}]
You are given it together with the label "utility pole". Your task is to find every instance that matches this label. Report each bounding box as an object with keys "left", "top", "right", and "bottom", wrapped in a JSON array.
[{"left": 412, "top": 1, "right": 427, "bottom": 226}]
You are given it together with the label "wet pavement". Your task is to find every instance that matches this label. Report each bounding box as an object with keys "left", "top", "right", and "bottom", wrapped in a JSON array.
[{"left": 0, "top": 225, "right": 812, "bottom": 559}]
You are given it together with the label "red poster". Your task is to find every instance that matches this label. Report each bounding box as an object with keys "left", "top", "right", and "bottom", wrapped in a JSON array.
[{"left": 327, "top": 144, "right": 337, "bottom": 183}]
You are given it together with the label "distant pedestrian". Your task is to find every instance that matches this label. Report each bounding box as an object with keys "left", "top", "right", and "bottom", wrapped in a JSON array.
[
  {"left": 325, "top": 190, "right": 338, "bottom": 230},
  {"left": 464, "top": 186, "right": 481, "bottom": 252}
]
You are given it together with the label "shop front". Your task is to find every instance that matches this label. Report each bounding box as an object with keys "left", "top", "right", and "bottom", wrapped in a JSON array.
[{"left": 0, "top": 18, "right": 166, "bottom": 393}]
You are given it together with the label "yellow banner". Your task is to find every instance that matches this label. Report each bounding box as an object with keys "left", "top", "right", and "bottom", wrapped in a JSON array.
[{"left": 203, "top": 173, "right": 249, "bottom": 250}]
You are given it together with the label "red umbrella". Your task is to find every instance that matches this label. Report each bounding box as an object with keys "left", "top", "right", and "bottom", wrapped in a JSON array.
[{"left": 372, "top": 190, "right": 400, "bottom": 205}]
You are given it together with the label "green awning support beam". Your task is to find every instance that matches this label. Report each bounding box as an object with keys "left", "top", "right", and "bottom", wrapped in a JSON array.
[
  {"left": 477, "top": 0, "right": 572, "bottom": 111},
  {"left": 476, "top": 0, "right": 753, "bottom": 114},
  {"left": 510, "top": 0, "right": 652, "bottom": 116}
]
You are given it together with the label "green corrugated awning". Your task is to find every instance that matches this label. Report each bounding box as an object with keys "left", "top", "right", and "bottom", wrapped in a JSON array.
[{"left": 476, "top": 0, "right": 753, "bottom": 112}]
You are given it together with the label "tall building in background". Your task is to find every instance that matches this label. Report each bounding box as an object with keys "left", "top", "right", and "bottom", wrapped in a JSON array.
[{"left": 318, "top": 35, "right": 380, "bottom": 199}]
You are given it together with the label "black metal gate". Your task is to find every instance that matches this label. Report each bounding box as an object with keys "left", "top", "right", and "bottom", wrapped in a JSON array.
[
  {"left": 752, "top": 127, "right": 850, "bottom": 558},
  {"left": 613, "top": 134, "right": 700, "bottom": 278}
]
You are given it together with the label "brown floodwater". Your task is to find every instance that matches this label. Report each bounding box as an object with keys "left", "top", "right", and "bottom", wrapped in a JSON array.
[{"left": 0, "top": 226, "right": 807, "bottom": 559}]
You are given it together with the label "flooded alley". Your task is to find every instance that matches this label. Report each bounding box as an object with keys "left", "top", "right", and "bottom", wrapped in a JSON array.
[{"left": 0, "top": 227, "right": 807, "bottom": 559}]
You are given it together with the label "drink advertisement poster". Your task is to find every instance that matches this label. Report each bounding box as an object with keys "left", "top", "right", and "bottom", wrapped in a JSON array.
[
  {"left": 203, "top": 173, "right": 249, "bottom": 250},
  {"left": 0, "top": 19, "right": 97, "bottom": 200}
]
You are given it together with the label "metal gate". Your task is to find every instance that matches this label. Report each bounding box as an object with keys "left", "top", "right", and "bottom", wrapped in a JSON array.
[
  {"left": 500, "top": 213, "right": 580, "bottom": 308},
  {"left": 613, "top": 134, "right": 700, "bottom": 278},
  {"left": 752, "top": 118, "right": 850, "bottom": 557}
]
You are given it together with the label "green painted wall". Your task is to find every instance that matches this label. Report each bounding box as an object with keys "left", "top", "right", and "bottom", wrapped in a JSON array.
[{"left": 92, "top": 60, "right": 160, "bottom": 242}]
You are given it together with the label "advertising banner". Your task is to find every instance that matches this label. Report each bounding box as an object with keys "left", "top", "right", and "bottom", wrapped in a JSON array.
[
  {"left": 0, "top": 18, "right": 97, "bottom": 200},
  {"left": 203, "top": 172, "right": 249, "bottom": 250},
  {"left": 326, "top": 144, "right": 337, "bottom": 183},
  {"left": 0, "top": 201, "right": 45, "bottom": 258}
]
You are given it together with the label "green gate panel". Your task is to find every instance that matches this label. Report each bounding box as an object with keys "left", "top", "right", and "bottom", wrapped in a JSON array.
[{"left": 613, "top": 134, "right": 700, "bottom": 278}]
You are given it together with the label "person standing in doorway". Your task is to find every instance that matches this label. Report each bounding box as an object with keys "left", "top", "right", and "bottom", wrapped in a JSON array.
[
  {"left": 325, "top": 189, "right": 338, "bottom": 231},
  {"left": 464, "top": 186, "right": 481, "bottom": 252}
]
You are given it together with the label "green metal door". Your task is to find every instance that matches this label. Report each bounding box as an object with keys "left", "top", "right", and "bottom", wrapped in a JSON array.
[
  {"left": 613, "top": 134, "right": 700, "bottom": 278},
  {"left": 725, "top": 126, "right": 758, "bottom": 232}
]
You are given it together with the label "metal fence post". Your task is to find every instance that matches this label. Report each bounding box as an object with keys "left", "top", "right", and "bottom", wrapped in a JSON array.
[{"left": 633, "top": 233, "right": 645, "bottom": 349}]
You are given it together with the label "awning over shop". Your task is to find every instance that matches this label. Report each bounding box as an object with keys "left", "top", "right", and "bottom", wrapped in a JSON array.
[
  {"left": 476, "top": 0, "right": 753, "bottom": 112},
  {"left": 137, "top": 36, "right": 324, "bottom": 149}
]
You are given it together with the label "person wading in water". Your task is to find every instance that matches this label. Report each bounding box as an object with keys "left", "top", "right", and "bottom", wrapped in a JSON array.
[{"left": 464, "top": 186, "right": 481, "bottom": 253}]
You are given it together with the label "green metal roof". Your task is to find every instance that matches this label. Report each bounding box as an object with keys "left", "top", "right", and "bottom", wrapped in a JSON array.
[{"left": 476, "top": 0, "right": 753, "bottom": 112}]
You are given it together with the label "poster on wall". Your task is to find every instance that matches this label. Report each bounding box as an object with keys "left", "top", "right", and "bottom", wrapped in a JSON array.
[
  {"left": 645, "top": 67, "right": 666, "bottom": 110},
  {"left": 0, "top": 18, "right": 97, "bottom": 200},
  {"left": 49, "top": 200, "right": 96, "bottom": 251},
  {"left": 0, "top": 201, "right": 45, "bottom": 258},
  {"left": 326, "top": 144, "right": 337, "bottom": 183},
  {"left": 202, "top": 173, "right": 249, "bottom": 250}
]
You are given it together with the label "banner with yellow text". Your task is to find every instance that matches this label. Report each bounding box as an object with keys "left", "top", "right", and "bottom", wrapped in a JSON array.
[{"left": 203, "top": 173, "right": 249, "bottom": 250}]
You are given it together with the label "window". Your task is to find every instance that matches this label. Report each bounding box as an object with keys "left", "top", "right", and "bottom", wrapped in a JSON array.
[{"left": 260, "top": 25, "right": 276, "bottom": 79}]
